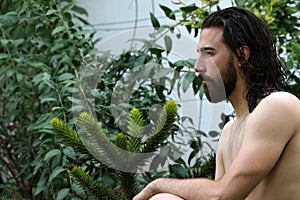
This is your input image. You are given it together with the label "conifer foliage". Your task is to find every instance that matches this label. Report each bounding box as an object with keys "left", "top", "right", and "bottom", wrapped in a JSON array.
[{"left": 51, "top": 100, "right": 178, "bottom": 199}]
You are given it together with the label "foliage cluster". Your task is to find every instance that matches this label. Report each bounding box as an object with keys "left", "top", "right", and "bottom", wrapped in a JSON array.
[{"left": 51, "top": 100, "right": 178, "bottom": 199}]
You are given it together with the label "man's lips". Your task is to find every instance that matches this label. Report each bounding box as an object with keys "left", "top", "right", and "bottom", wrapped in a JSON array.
[{"left": 198, "top": 74, "right": 207, "bottom": 84}]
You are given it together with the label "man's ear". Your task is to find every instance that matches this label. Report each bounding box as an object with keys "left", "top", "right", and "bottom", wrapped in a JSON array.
[{"left": 238, "top": 45, "right": 250, "bottom": 62}]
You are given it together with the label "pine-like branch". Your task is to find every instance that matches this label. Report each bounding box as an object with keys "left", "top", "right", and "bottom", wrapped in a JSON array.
[
  {"left": 50, "top": 118, "right": 89, "bottom": 154},
  {"left": 78, "top": 112, "right": 127, "bottom": 169},
  {"left": 68, "top": 165, "right": 126, "bottom": 200},
  {"left": 142, "top": 100, "right": 177, "bottom": 153},
  {"left": 127, "top": 108, "right": 144, "bottom": 153}
]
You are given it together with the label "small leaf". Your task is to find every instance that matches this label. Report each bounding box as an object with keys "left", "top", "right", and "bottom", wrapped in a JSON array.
[
  {"left": 63, "top": 146, "right": 76, "bottom": 160},
  {"left": 169, "top": 164, "right": 186, "bottom": 178},
  {"left": 159, "top": 4, "right": 176, "bottom": 20},
  {"left": 44, "top": 149, "right": 61, "bottom": 162},
  {"left": 49, "top": 166, "right": 66, "bottom": 182},
  {"left": 180, "top": 4, "right": 198, "bottom": 13},
  {"left": 164, "top": 35, "right": 172, "bottom": 54},
  {"left": 57, "top": 188, "right": 70, "bottom": 200},
  {"left": 208, "top": 131, "right": 220, "bottom": 138},
  {"left": 52, "top": 26, "right": 66, "bottom": 36},
  {"left": 182, "top": 71, "right": 195, "bottom": 93},
  {"left": 46, "top": 9, "right": 57, "bottom": 16},
  {"left": 0, "top": 53, "right": 8, "bottom": 59},
  {"left": 150, "top": 12, "right": 160, "bottom": 29},
  {"left": 153, "top": 68, "right": 174, "bottom": 79},
  {"left": 58, "top": 73, "right": 74, "bottom": 81}
]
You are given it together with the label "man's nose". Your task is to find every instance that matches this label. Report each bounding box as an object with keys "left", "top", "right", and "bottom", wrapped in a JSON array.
[{"left": 194, "top": 57, "right": 206, "bottom": 73}]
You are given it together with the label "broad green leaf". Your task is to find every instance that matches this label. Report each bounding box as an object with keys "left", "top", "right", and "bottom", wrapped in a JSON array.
[
  {"left": 49, "top": 166, "right": 66, "bottom": 182},
  {"left": 34, "top": 184, "right": 48, "bottom": 196},
  {"left": 63, "top": 146, "right": 76, "bottom": 160},
  {"left": 169, "top": 164, "right": 186, "bottom": 178},
  {"left": 44, "top": 149, "right": 61, "bottom": 162},
  {"left": 58, "top": 73, "right": 74, "bottom": 81},
  {"left": 182, "top": 71, "right": 195, "bottom": 93},
  {"left": 0, "top": 53, "right": 8, "bottom": 59},
  {"left": 57, "top": 188, "right": 70, "bottom": 200},
  {"left": 52, "top": 26, "right": 66, "bottom": 36}
]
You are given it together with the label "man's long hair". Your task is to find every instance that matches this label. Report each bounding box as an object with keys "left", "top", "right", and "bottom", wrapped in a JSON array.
[{"left": 201, "top": 7, "right": 286, "bottom": 112}]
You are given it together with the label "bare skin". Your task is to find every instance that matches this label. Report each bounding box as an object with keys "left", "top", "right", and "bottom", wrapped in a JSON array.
[{"left": 133, "top": 27, "right": 300, "bottom": 200}]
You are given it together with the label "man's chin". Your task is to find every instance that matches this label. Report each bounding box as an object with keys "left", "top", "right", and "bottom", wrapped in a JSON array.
[{"left": 204, "top": 88, "right": 226, "bottom": 103}]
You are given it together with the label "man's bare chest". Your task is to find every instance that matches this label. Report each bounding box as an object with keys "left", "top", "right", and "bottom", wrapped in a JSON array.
[{"left": 223, "top": 120, "right": 247, "bottom": 170}]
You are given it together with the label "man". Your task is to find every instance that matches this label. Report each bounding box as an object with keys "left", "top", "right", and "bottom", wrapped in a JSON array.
[{"left": 133, "top": 7, "right": 300, "bottom": 200}]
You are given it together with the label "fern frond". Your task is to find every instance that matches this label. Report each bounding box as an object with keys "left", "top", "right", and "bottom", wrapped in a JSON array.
[
  {"left": 68, "top": 165, "right": 126, "bottom": 200},
  {"left": 142, "top": 100, "right": 177, "bottom": 153},
  {"left": 50, "top": 118, "right": 89, "bottom": 154}
]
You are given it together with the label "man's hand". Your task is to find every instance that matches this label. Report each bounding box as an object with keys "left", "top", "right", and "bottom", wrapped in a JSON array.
[{"left": 133, "top": 180, "right": 157, "bottom": 200}]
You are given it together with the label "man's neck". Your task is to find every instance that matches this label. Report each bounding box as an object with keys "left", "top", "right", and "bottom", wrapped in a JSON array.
[{"left": 228, "top": 85, "right": 249, "bottom": 122}]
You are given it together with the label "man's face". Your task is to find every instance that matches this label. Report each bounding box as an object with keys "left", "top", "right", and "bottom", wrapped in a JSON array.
[{"left": 194, "top": 27, "right": 238, "bottom": 103}]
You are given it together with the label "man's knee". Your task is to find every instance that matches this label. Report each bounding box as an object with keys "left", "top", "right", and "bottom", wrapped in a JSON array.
[{"left": 149, "top": 193, "right": 184, "bottom": 200}]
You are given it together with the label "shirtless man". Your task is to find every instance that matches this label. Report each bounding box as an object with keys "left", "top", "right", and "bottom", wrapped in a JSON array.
[{"left": 133, "top": 7, "right": 300, "bottom": 200}]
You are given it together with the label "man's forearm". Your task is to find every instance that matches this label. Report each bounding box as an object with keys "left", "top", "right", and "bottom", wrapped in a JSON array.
[{"left": 134, "top": 177, "right": 222, "bottom": 200}]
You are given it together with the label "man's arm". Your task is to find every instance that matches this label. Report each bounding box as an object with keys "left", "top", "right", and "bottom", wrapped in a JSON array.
[{"left": 133, "top": 92, "right": 297, "bottom": 200}]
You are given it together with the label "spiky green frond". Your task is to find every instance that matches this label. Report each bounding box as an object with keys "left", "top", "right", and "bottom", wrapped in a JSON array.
[
  {"left": 68, "top": 165, "right": 126, "bottom": 200},
  {"left": 115, "top": 133, "right": 128, "bottom": 150},
  {"left": 78, "top": 112, "right": 132, "bottom": 171},
  {"left": 117, "top": 171, "right": 139, "bottom": 200},
  {"left": 127, "top": 108, "right": 144, "bottom": 153},
  {"left": 50, "top": 118, "right": 89, "bottom": 154},
  {"left": 78, "top": 112, "right": 127, "bottom": 169},
  {"left": 142, "top": 100, "right": 177, "bottom": 153}
]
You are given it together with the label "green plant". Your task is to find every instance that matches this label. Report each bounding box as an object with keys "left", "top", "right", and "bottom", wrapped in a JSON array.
[
  {"left": 0, "top": 0, "right": 97, "bottom": 198},
  {"left": 51, "top": 100, "right": 178, "bottom": 199}
]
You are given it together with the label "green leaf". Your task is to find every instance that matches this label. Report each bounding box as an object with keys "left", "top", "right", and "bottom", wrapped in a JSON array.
[
  {"left": 44, "top": 149, "right": 61, "bottom": 162},
  {"left": 72, "top": 5, "right": 88, "bottom": 16},
  {"left": 49, "top": 166, "right": 66, "bottom": 182},
  {"left": 180, "top": 4, "right": 198, "bottom": 13},
  {"left": 0, "top": 53, "right": 8, "bottom": 59},
  {"left": 182, "top": 71, "right": 195, "bottom": 93},
  {"left": 58, "top": 73, "right": 74, "bottom": 81},
  {"left": 164, "top": 35, "right": 172, "bottom": 54},
  {"left": 153, "top": 68, "right": 174, "bottom": 79},
  {"left": 46, "top": 9, "right": 57, "bottom": 16},
  {"left": 63, "top": 146, "right": 76, "bottom": 160},
  {"left": 52, "top": 26, "right": 66, "bottom": 36},
  {"left": 159, "top": 4, "right": 176, "bottom": 20},
  {"left": 169, "top": 164, "right": 186, "bottom": 178},
  {"left": 150, "top": 12, "right": 160, "bottom": 29},
  {"left": 57, "top": 188, "right": 70, "bottom": 200},
  {"left": 208, "top": 130, "right": 219, "bottom": 138},
  {"left": 34, "top": 184, "right": 48, "bottom": 196}
]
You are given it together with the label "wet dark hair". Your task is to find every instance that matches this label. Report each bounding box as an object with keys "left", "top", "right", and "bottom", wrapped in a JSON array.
[{"left": 201, "top": 7, "right": 286, "bottom": 112}]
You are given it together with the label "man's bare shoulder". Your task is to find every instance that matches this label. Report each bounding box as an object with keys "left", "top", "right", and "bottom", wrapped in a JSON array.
[
  {"left": 254, "top": 91, "right": 300, "bottom": 120},
  {"left": 258, "top": 91, "right": 300, "bottom": 109}
]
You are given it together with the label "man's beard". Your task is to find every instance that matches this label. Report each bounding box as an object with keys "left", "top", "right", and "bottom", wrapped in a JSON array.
[{"left": 202, "top": 55, "right": 237, "bottom": 103}]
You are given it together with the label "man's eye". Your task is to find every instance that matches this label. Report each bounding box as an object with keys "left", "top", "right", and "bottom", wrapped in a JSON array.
[{"left": 205, "top": 51, "right": 214, "bottom": 56}]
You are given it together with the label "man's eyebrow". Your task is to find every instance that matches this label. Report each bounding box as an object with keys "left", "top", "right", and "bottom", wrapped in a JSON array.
[{"left": 197, "top": 47, "right": 216, "bottom": 52}]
